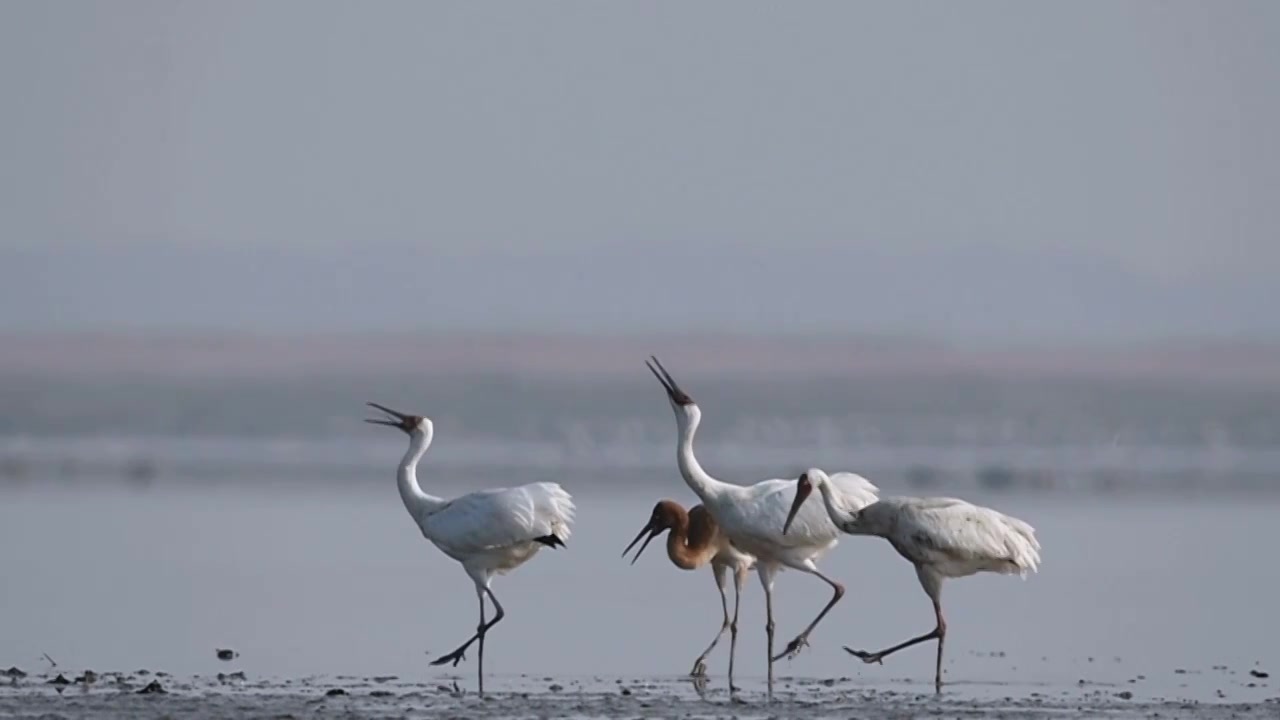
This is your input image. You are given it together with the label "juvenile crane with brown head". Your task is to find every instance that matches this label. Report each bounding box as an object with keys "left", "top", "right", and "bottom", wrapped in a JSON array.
[{"left": 624, "top": 499, "right": 755, "bottom": 688}]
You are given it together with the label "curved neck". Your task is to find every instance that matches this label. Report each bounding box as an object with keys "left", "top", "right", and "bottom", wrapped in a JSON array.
[
  {"left": 674, "top": 407, "right": 728, "bottom": 502},
  {"left": 398, "top": 428, "right": 445, "bottom": 518},
  {"left": 665, "top": 507, "right": 717, "bottom": 570},
  {"left": 816, "top": 478, "right": 859, "bottom": 531}
]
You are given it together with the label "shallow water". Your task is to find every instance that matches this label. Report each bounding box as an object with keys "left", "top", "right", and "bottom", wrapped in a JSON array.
[
  {"left": 0, "top": 479, "right": 1276, "bottom": 714},
  {"left": 1, "top": 673, "right": 1277, "bottom": 719}
]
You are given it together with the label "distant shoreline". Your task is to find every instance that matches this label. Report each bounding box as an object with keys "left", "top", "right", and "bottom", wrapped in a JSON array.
[{"left": 0, "top": 332, "right": 1277, "bottom": 383}]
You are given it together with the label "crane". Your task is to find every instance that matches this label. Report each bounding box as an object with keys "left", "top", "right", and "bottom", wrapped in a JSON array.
[
  {"left": 783, "top": 468, "right": 1041, "bottom": 693},
  {"left": 622, "top": 499, "right": 756, "bottom": 690},
  {"left": 645, "top": 357, "right": 880, "bottom": 697},
  {"left": 365, "top": 402, "right": 574, "bottom": 696}
]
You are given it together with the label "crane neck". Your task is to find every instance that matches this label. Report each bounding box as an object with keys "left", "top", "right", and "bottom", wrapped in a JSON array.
[
  {"left": 397, "top": 427, "right": 446, "bottom": 520},
  {"left": 674, "top": 406, "right": 730, "bottom": 503},
  {"left": 666, "top": 506, "right": 718, "bottom": 570},
  {"left": 815, "top": 478, "right": 861, "bottom": 533}
]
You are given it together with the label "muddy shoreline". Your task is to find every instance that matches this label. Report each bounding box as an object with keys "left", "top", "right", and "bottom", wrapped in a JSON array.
[{"left": 2, "top": 672, "right": 1276, "bottom": 719}]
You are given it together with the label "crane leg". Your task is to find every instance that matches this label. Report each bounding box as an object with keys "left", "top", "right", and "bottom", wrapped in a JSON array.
[
  {"left": 765, "top": 586, "right": 776, "bottom": 699},
  {"left": 690, "top": 565, "right": 731, "bottom": 678},
  {"left": 477, "top": 594, "right": 486, "bottom": 695},
  {"left": 430, "top": 585, "right": 506, "bottom": 692},
  {"left": 772, "top": 566, "right": 844, "bottom": 661},
  {"left": 844, "top": 602, "right": 946, "bottom": 690},
  {"left": 844, "top": 570, "right": 948, "bottom": 692},
  {"left": 757, "top": 564, "right": 778, "bottom": 700},
  {"left": 935, "top": 606, "right": 946, "bottom": 694},
  {"left": 727, "top": 565, "right": 746, "bottom": 693}
]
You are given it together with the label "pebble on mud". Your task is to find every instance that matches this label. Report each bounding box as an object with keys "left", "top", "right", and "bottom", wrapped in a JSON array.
[
  {"left": 137, "top": 680, "right": 166, "bottom": 695},
  {"left": 548, "top": 683, "right": 564, "bottom": 693},
  {"left": 1115, "top": 691, "right": 1133, "bottom": 700},
  {"left": 3, "top": 667, "right": 26, "bottom": 679},
  {"left": 325, "top": 688, "right": 347, "bottom": 697},
  {"left": 1250, "top": 669, "right": 1270, "bottom": 679},
  {"left": 216, "top": 649, "right": 238, "bottom": 661},
  {"left": 620, "top": 688, "right": 631, "bottom": 696},
  {"left": 47, "top": 674, "right": 70, "bottom": 686}
]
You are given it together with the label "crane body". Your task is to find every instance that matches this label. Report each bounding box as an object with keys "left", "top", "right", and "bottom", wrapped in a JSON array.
[
  {"left": 645, "top": 357, "right": 879, "bottom": 697},
  {"left": 785, "top": 468, "right": 1040, "bottom": 693},
  {"left": 624, "top": 499, "right": 755, "bottom": 689},
  {"left": 366, "top": 402, "right": 574, "bottom": 696}
]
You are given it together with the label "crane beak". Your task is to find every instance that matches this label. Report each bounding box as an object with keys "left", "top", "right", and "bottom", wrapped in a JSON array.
[
  {"left": 783, "top": 476, "right": 813, "bottom": 535},
  {"left": 622, "top": 520, "right": 661, "bottom": 565},
  {"left": 365, "top": 402, "right": 414, "bottom": 433},
  {"left": 646, "top": 356, "right": 694, "bottom": 406}
]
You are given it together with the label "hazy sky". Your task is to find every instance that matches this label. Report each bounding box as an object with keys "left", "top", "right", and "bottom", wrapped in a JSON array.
[{"left": 1, "top": 1, "right": 1277, "bottom": 342}]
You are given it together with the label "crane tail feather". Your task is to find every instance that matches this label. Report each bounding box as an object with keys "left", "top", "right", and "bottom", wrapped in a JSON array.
[{"left": 534, "top": 534, "right": 566, "bottom": 549}]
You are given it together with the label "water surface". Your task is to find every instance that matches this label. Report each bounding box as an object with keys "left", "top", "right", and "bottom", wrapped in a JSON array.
[{"left": 1, "top": 480, "right": 1274, "bottom": 710}]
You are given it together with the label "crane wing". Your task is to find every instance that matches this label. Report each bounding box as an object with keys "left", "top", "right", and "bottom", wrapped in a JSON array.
[
  {"left": 423, "top": 482, "right": 575, "bottom": 554},
  {"left": 724, "top": 472, "right": 879, "bottom": 549},
  {"left": 891, "top": 498, "right": 1041, "bottom": 575},
  {"left": 827, "top": 472, "right": 881, "bottom": 509}
]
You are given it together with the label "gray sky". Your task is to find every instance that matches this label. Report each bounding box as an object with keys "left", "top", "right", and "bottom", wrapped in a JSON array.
[{"left": 1, "top": 1, "right": 1277, "bottom": 342}]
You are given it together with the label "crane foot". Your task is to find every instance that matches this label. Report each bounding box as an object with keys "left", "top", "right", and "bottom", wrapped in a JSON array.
[
  {"left": 771, "top": 635, "right": 809, "bottom": 661},
  {"left": 429, "top": 648, "right": 468, "bottom": 667},
  {"left": 843, "top": 647, "right": 885, "bottom": 664}
]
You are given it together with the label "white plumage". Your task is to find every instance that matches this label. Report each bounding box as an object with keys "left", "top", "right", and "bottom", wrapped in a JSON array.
[
  {"left": 712, "top": 471, "right": 880, "bottom": 558},
  {"left": 366, "top": 402, "right": 573, "bottom": 696},
  {"left": 423, "top": 482, "right": 574, "bottom": 570},
  {"left": 854, "top": 496, "right": 1040, "bottom": 578},
  {"left": 645, "top": 357, "right": 880, "bottom": 697},
  {"left": 786, "top": 468, "right": 1041, "bottom": 693}
]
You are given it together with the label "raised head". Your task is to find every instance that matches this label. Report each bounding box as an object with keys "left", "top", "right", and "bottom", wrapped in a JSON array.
[
  {"left": 365, "top": 402, "right": 431, "bottom": 435},
  {"left": 622, "top": 499, "right": 686, "bottom": 565},
  {"left": 783, "top": 468, "right": 828, "bottom": 535},
  {"left": 645, "top": 356, "right": 702, "bottom": 427}
]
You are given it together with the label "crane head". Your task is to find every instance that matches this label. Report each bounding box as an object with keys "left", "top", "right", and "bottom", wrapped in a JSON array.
[
  {"left": 783, "top": 472, "right": 815, "bottom": 535},
  {"left": 622, "top": 500, "right": 681, "bottom": 565},
  {"left": 646, "top": 355, "right": 695, "bottom": 407},
  {"left": 365, "top": 402, "right": 425, "bottom": 434}
]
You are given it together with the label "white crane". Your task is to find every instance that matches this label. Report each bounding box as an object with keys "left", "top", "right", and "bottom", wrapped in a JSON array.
[
  {"left": 783, "top": 468, "right": 1041, "bottom": 693},
  {"left": 645, "top": 357, "right": 880, "bottom": 697},
  {"left": 365, "top": 402, "right": 575, "bottom": 696},
  {"left": 622, "top": 499, "right": 756, "bottom": 690}
]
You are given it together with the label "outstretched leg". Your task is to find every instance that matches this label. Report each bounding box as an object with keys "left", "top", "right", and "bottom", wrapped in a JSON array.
[
  {"left": 431, "top": 573, "right": 506, "bottom": 696},
  {"left": 757, "top": 563, "right": 779, "bottom": 699},
  {"left": 727, "top": 564, "right": 746, "bottom": 693},
  {"left": 772, "top": 561, "right": 844, "bottom": 661},
  {"left": 845, "top": 565, "right": 947, "bottom": 693},
  {"left": 690, "top": 564, "right": 731, "bottom": 677}
]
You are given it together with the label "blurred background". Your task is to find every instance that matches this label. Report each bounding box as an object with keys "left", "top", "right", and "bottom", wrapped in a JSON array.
[{"left": 0, "top": 0, "right": 1277, "bottom": 695}]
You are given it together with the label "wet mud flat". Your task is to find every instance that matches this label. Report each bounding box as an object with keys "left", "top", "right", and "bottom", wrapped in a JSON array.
[{"left": 2, "top": 673, "right": 1276, "bottom": 720}]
